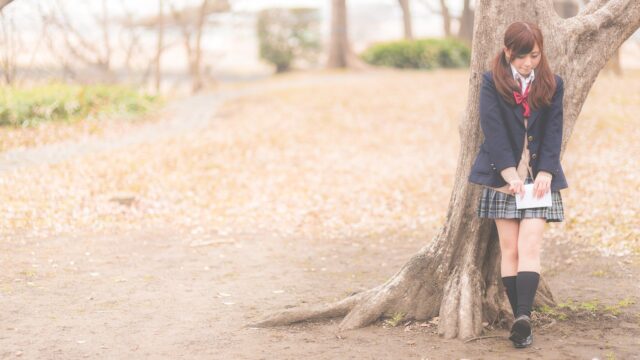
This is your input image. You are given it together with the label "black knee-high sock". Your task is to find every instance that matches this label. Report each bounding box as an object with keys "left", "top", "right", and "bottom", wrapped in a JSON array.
[
  {"left": 516, "top": 271, "right": 540, "bottom": 317},
  {"left": 501, "top": 276, "right": 518, "bottom": 316}
]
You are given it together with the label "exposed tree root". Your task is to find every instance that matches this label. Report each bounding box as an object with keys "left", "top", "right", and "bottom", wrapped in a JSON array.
[{"left": 247, "top": 226, "right": 556, "bottom": 340}]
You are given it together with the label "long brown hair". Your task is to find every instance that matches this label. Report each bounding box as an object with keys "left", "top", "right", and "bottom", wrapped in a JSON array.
[{"left": 490, "top": 21, "right": 557, "bottom": 110}]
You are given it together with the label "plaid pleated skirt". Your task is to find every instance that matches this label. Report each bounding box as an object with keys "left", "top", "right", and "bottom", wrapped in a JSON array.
[{"left": 477, "top": 174, "right": 564, "bottom": 223}]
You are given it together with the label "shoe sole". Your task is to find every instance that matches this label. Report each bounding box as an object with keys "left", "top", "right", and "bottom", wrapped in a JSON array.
[{"left": 512, "top": 334, "right": 533, "bottom": 348}]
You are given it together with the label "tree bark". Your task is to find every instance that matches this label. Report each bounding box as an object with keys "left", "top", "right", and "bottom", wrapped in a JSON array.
[
  {"left": 327, "top": 0, "right": 369, "bottom": 69},
  {"left": 439, "top": 0, "right": 452, "bottom": 37},
  {"left": 398, "top": 0, "right": 414, "bottom": 39},
  {"left": 583, "top": 0, "right": 624, "bottom": 75},
  {"left": 251, "top": 0, "right": 640, "bottom": 340},
  {"left": 458, "top": 0, "right": 474, "bottom": 45},
  {"left": 170, "top": 0, "right": 212, "bottom": 93}
]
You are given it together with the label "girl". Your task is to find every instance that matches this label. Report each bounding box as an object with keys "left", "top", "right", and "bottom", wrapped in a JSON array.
[{"left": 468, "top": 21, "right": 568, "bottom": 348}]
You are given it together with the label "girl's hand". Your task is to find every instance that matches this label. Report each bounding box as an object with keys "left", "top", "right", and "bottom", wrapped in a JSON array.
[
  {"left": 533, "top": 172, "right": 552, "bottom": 199},
  {"left": 508, "top": 179, "right": 525, "bottom": 199}
]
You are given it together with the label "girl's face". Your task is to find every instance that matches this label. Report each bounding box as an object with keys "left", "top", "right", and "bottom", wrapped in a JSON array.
[{"left": 504, "top": 43, "right": 541, "bottom": 76}]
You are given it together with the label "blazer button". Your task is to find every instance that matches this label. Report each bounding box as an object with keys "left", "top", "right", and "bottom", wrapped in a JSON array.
[
  {"left": 528, "top": 135, "right": 533, "bottom": 141},
  {"left": 532, "top": 153, "right": 537, "bottom": 159}
]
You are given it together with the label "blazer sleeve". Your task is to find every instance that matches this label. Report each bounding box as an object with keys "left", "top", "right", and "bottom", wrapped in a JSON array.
[
  {"left": 537, "top": 76, "right": 564, "bottom": 176},
  {"left": 479, "top": 72, "right": 517, "bottom": 172}
]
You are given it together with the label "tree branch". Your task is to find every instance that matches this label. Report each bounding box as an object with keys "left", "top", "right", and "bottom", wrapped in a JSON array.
[
  {"left": 577, "top": 0, "right": 610, "bottom": 16},
  {"left": 417, "top": 0, "right": 442, "bottom": 15},
  {"left": 0, "top": 0, "right": 14, "bottom": 11},
  {"left": 568, "top": 0, "right": 639, "bottom": 35}
]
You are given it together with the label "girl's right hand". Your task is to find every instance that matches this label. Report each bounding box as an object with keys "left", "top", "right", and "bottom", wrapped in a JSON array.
[{"left": 508, "top": 179, "right": 525, "bottom": 199}]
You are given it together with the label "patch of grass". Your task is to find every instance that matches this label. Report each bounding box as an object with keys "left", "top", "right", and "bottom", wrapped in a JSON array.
[
  {"left": 557, "top": 298, "right": 595, "bottom": 312},
  {"left": 555, "top": 297, "right": 636, "bottom": 316},
  {"left": 603, "top": 297, "right": 636, "bottom": 316},
  {"left": 535, "top": 304, "right": 568, "bottom": 321},
  {"left": 18, "top": 269, "right": 38, "bottom": 280},
  {"left": 384, "top": 311, "right": 406, "bottom": 327},
  {"left": 0, "top": 83, "right": 162, "bottom": 127},
  {"left": 590, "top": 269, "right": 607, "bottom": 277},
  {"left": 536, "top": 296, "right": 636, "bottom": 320}
]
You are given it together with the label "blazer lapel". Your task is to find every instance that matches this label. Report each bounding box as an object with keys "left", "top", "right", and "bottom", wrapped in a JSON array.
[
  {"left": 526, "top": 108, "right": 541, "bottom": 130},
  {"left": 510, "top": 105, "right": 525, "bottom": 130},
  {"left": 510, "top": 104, "right": 541, "bottom": 131}
]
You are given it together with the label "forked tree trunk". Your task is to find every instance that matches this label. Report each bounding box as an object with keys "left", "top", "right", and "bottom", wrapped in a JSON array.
[{"left": 251, "top": 0, "right": 640, "bottom": 340}]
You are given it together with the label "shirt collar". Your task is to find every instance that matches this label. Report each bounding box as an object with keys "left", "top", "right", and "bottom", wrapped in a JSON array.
[{"left": 510, "top": 63, "right": 535, "bottom": 84}]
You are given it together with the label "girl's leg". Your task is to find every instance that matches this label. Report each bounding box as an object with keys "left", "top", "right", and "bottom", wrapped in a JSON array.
[
  {"left": 495, "top": 219, "right": 520, "bottom": 276},
  {"left": 517, "top": 218, "right": 545, "bottom": 273},
  {"left": 495, "top": 218, "right": 520, "bottom": 316},
  {"left": 515, "top": 218, "right": 546, "bottom": 318}
]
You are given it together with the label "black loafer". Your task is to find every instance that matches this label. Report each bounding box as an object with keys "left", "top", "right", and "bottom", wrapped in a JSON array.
[
  {"left": 513, "top": 332, "right": 533, "bottom": 348},
  {"left": 509, "top": 314, "right": 532, "bottom": 348}
]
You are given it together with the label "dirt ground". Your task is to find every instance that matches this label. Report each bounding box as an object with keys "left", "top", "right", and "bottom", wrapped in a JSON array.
[{"left": 1, "top": 69, "right": 639, "bottom": 359}]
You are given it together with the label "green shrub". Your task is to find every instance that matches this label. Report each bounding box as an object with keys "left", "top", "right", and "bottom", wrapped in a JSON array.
[
  {"left": 0, "top": 83, "right": 161, "bottom": 127},
  {"left": 361, "top": 37, "right": 470, "bottom": 70}
]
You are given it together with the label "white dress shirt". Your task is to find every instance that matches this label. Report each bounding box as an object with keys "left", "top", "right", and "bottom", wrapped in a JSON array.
[{"left": 510, "top": 63, "right": 535, "bottom": 95}]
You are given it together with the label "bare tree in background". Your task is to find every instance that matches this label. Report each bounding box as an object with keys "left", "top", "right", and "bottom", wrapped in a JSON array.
[
  {"left": 251, "top": 0, "right": 640, "bottom": 340},
  {"left": 116, "top": 0, "right": 147, "bottom": 83},
  {"left": 168, "top": 0, "right": 230, "bottom": 93},
  {"left": 0, "top": 5, "right": 19, "bottom": 84},
  {"left": 398, "top": 0, "right": 414, "bottom": 39},
  {"left": 419, "top": 0, "right": 474, "bottom": 44},
  {"left": 40, "top": 0, "right": 116, "bottom": 82},
  {"left": 419, "top": 0, "right": 452, "bottom": 36},
  {"left": 457, "top": 0, "right": 474, "bottom": 44},
  {"left": 155, "top": 0, "right": 165, "bottom": 93},
  {"left": 327, "top": 0, "right": 368, "bottom": 69},
  {"left": 170, "top": 0, "right": 208, "bottom": 93}
]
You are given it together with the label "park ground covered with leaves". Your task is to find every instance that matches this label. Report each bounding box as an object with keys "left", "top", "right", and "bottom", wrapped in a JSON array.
[{"left": 0, "top": 69, "right": 638, "bottom": 358}]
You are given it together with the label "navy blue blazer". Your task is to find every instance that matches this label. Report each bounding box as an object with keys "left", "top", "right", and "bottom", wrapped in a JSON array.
[{"left": 468, "top": 70, "right": 568, "bottom": 191}]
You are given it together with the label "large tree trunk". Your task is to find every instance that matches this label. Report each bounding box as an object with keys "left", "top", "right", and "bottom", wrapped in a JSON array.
[
  {"left": 327, "top": 0, "right": 369, "bottom": 69},
  {"left": 251, "top": 0, "right": 640, "bottom": 340}
]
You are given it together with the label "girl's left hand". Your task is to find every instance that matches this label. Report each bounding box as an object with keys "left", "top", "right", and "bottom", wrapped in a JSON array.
[{"left": 533, "top": 171, "right": 552, "bottom": 199}]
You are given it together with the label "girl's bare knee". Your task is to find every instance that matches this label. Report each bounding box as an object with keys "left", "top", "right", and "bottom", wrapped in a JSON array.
[{"left": 501, "top": 245, "right": 519, "bottom": 259}]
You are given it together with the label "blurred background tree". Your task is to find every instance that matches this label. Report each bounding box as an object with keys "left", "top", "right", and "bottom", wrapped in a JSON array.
[{"left": 256, "top": 7, "right": 321, "bottom": 73}]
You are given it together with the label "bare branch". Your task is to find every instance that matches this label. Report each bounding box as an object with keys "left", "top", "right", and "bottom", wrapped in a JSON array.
[
  {"left": 38, "top": 3, "right": 77, "bottom": 80},
  {"left": 416, "top": 0, "right": 442, "bottom": 15},
  {"left": 577, "top": 0, "right": 610, "bottom": 16},
  {"left": 568, "top": 0, "right": 640, "bottom": 35},
  {"left": 0, "top": 0, "right": 15, "bottom": 11}
]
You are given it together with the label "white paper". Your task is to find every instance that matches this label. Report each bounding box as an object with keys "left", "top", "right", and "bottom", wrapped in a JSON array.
[{"left": 515, "top": 183, "right": 552, "bottom": 209}]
